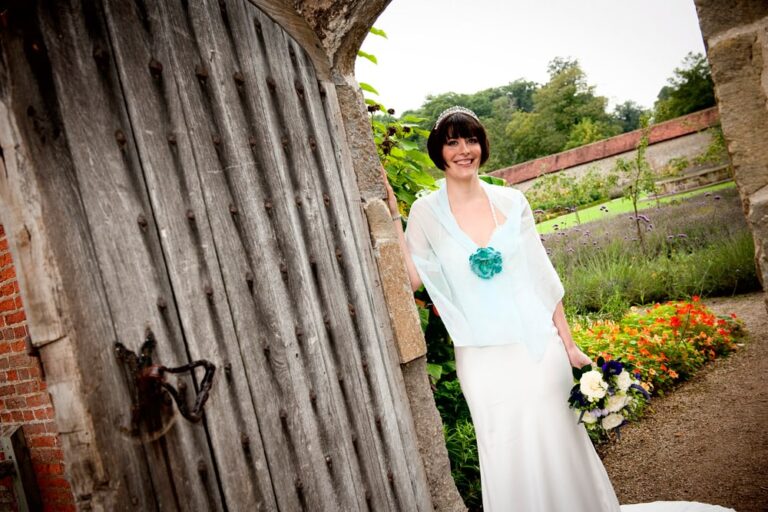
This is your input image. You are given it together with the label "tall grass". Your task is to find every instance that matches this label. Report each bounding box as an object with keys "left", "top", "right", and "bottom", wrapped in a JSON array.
[{"left": 544, "top": 187, "right": 760, "bottom": 318}]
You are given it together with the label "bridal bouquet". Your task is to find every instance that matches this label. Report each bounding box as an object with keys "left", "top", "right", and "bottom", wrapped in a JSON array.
[{"left": 568, "top": 356, "right": 650, "bottom": 440}]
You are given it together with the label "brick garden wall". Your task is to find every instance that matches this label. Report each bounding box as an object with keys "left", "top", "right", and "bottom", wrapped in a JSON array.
[{"left": 0, "top": 224, "right": 75, "bottom": 511}]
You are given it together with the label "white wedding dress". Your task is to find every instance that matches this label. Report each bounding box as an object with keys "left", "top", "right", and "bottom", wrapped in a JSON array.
[{"left": 455, "top": 335, "right": 735, "bottom": 512}]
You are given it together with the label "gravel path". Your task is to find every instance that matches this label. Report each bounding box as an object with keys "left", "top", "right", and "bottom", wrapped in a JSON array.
[{"left": 600, "top": 292, "right": 768, "bottom": 512}]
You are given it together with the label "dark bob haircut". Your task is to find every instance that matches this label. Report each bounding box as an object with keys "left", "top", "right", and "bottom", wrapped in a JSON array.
[{"left": 427, "top": 113, "right": 490, "bottom": 171}]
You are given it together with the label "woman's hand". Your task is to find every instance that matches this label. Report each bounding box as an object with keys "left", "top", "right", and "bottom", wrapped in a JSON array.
[
  {"left": 565, "top": 345, "right": 592, "bottom": 369},
  {"left": 380, "top": 167, "right": 399, "bottom": 217}
]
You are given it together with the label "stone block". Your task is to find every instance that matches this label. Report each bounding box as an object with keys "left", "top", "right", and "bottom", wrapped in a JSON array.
[
  {"left": 364, "top": 198, "right": 426, "bottom": 363},
  {"left": 695, "top": 0, "right": 768, "bottom": 39}
]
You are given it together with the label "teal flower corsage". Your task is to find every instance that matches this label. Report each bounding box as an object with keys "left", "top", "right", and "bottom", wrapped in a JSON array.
[{"left": 468, "top": 247, "right": 503, "bottom": 279}]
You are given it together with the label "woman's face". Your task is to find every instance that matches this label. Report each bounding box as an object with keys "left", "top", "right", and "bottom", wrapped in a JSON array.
[{"left": 441, "top": 136, "right": 482, "bottom": 178}]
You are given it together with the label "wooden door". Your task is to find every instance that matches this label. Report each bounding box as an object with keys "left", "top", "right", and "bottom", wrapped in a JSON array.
[{"left": 0, "top": 0, "right": 430, "bottom": 510}]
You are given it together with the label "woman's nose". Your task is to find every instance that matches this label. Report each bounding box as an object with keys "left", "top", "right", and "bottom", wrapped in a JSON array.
[{"left": 458, "top": 139, "right": 469, "bottom": 152}]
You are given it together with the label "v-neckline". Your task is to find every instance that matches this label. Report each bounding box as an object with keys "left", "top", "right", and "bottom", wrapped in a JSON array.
[{"left": 444, "top": 182, "right": 507, "bottom": 249}]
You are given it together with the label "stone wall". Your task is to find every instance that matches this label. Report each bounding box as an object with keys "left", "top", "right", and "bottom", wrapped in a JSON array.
[{"left": 694, "top": 1, "right": 768, "bottom": 302}]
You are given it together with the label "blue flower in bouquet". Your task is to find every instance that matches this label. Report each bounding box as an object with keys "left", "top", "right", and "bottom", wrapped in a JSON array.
[
  {"left": 602, "top": 360, "right": 624, "bottom": 376},
  {"left": 468, "top": 246, "right": 503, "bottom": 279}
]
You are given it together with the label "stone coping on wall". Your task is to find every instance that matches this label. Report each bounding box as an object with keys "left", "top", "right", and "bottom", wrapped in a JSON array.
[{"left": 490, "top": 107, "right": 720, "bottom": 185}]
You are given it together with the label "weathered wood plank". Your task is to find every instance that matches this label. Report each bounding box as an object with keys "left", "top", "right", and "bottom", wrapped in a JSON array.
[
  {"left": 100, "top": 0, "right": 278, "bottom": 509},
  {"left": 172, "top": 2, "right": 355, "bottom": 508},
  {"left": 36, "top": 1, "right": 222, "bottom": 509},
  {"left": 241, "top": 18, "right": 397, "bottom": 510},
  {"left": 0, "top": 2, "right": 157, "bottom": 508}
]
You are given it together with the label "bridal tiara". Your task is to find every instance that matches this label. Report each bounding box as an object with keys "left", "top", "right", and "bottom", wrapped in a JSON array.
[{"left": 433, "top": 106, "right": 479, "bottom": 130}]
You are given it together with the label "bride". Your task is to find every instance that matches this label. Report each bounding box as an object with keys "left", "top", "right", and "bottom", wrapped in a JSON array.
[{"left": 382, "top": 106, "right": 735, "bottom": 512}]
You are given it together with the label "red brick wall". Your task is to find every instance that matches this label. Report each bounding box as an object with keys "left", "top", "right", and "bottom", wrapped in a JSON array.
[
  {"left": 0, "top": 224, "right": 76, "bottom": 512},
  {"left": 491, "top": 107, "right": 721, "bottom": 185}
]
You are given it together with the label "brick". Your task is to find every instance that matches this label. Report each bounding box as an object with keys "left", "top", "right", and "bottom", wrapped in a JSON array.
[
  {"left": 10, "top": 340, "right": 25, "bottom": 352},
  {"left": 30, "top": 448, "right": 64, "bottom": 464},
  {"left": 0, "top": 238, "right": 7, "bottom": 251},
  {"left": 39, "top": 486, "right": 73, "bottom": 503},
  {"left": 15, "top": 381, "right": 38, "bottom": 394},
  {"left": 5, "top": 370, "right": 16, "bottom": 381},
  {"left": 22, "top": 410, "right": 34, "bottom": 421},
  {"left": 26, "top": 394, "right": 49, "bottom": 408},
  {"left": 29, "top": 435, "right": 57, "bottom": 448},
  {"left": 8, "top": 354, "right": 30, "bottom": 367},
  {"left": 38, "top": 476, "right": 70, "bottom": 489},
  {"left": 11, "top": 410, "right": 23, "bottom": 422},
  {"left": 0, "top": 299, "right": 14, "bottom": 313},
  {"left": 13, "top": 296, "right": 22, "bottom": 309},
  {"left": 0, "top": 253, "right": 11, "bottom": 269},
  {"left": 47, "top": 504, "right": 77, "bottom": 512},
  {"left": 0, "top": 357, "right": 7, "bottom": 370},
  {"left": 24, "top": 423, "right": 48, "bottom": 436},
  {"left": 0, "top": 384, "right": 16, "bottom": 396},
  {"left": 17, "top": 368, "right": 29, "bottom": 380},
  {"left": 0, "top": 266, "right": 14, "bottom": 282},
  {"left": 4, "top": 311, "right": 25, "bottom": 325},
  {"left": 13, "top": 326, "right": 26, "bottom": 338},
  {"left": 0, "top": 343, "right": 9, "bottom": 355},
  {"left": 0, "top": 283, "right": 13, "bottom": 296},
  {"left": 34, "top": 407, "right": 54, "bottom": 420},
  {"left": 5, "top": 396, "right": 26, "bottom": 409}
]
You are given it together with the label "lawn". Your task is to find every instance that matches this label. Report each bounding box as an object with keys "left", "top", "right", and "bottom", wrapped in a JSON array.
[{"left": 535, "top": 181, "right": 735, "bottom": 234}]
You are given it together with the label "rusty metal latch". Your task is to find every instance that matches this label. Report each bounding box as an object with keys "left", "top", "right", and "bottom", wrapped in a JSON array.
[{"left": 115, "top": 331, "right": 216, "bottom": 432}]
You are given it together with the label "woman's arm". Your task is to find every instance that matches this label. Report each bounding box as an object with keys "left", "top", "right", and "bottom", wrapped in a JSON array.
[
  {"left": 553, "top": 301, "right": 592, "bottom": 368},
  {"left": 382, "top": 169, "right": 422, "bottom": 292}
]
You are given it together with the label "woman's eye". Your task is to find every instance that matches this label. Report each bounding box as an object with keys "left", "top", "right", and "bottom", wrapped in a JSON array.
[
  {"left": 446, "top": 140, "right": 458, "bottom": 146},
  {"left": 467, "top": 137, "right": 479, "bottom": 144}
]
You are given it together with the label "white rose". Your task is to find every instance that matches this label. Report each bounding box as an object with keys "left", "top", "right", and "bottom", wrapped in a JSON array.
[
  {"left": 605, "top": 393, "right": 629, "bottom": 413},
  {"left": 581, "top": 411, "right": 598, "bottom": 424},
  {"left": 602, "top": 412, "right": 624, "bottom": 430},
  {"left": 616, "top": 370, "right": 632, "bottom": 391},
  {"left": 580, "top": 370, "right": 608, "bottom": 401}
]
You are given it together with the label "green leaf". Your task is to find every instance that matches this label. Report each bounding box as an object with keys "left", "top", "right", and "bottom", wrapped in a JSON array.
[
  {"left": 369, "top": 27, "right": 388, "bottom": 39},
  {"left": 359, "top": 82, "right": 379, "bottom": 95},
  {"left": 479, "top": 175, "right": 507, "bottom": 187},
  {"left": 357, "top": 50, "right": 378, "bottom": 65},
  {"left": 427, "top": 363, "right": 443, "bottom": 384}
]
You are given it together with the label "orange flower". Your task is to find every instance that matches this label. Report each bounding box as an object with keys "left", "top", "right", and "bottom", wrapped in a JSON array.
[
  {"left": 668, "top": 370, "right": 679, "bottom": 379},
  {"left": 692, "top": 295, "right": 700, "bottom": 302}
]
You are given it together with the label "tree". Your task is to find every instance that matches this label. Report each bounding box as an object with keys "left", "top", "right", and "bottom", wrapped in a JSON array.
[
  {"left": 505, "top": 58, "right": 619, "bottom": 162},
  {"left": 653, "top": 52, "right": 715, "bottom": 122},
  {"left": 612, "top": 101, "right": 648, "bottom": 133}
]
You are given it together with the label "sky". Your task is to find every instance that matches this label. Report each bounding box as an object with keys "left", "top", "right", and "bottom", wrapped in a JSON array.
[{"left": 355, "top": 0, "right": 707, "bottom": 114}]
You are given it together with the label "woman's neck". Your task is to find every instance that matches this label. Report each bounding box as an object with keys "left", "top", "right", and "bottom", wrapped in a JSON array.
[{"left": 445, "top": 174, "right": 483, "bottom": 204}]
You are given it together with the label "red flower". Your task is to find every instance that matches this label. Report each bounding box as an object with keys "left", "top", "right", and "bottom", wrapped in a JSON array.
[{"left": 669, "top": 316, "right": 682, "bottom": 328}]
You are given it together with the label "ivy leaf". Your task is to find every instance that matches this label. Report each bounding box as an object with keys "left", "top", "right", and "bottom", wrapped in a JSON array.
[
  {"left": 357, "top": 50, "right": 378, "bottom": 65},
  {"left": 427, "top": 363, "right": 443, "bottom": 384},
  {"left": 359, "top": 82, "right": 379, "bottom": 95},
  {"left": 369, "top": 27, "right": 388, "bottom": 39}
]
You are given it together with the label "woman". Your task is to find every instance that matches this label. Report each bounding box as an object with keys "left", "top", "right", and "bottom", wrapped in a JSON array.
[{"left": 382, "top": 106, "right": 733, "bottom": 512}]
